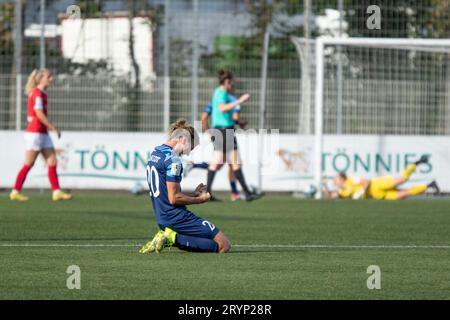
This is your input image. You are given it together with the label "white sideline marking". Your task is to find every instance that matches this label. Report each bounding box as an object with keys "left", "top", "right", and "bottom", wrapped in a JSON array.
[
  {"left": 0, "top": 243, "right": 449, "bottom": 249},
  {"left": 237, "top": 244, "right": 450, "bottom": 249}
]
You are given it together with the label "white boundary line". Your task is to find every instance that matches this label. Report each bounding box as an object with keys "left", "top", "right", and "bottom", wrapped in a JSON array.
[{"left": 0, "top": 243, "right": 449, "bottom": 249}]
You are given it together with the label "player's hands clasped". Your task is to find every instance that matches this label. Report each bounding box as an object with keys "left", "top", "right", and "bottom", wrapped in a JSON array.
[
  {"left": 199, "top": 191, "right": 211, "bottom": 203},
  {"left": 195, "top": 183, "right": 207, "bottom": 195},
  {"left": 195, "top": 183, "right": 210, "bottom": 202}
]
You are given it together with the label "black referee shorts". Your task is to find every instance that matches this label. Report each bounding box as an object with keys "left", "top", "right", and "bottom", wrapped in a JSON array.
[{"left": 210, "top": 126, "right": 238, "bottom": 153}]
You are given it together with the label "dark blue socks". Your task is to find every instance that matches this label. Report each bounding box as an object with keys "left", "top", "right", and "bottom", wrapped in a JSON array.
[{"left": 230, "top": 180, "right": 238, "bottom": 194}]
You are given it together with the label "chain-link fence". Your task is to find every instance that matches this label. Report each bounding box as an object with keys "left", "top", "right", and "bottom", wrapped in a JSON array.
[{"left": 1, "top": 0, "right": 449, "bottom": 133}]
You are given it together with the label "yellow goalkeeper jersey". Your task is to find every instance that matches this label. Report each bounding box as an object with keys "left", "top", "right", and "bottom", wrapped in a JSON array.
[{"left": 338, "top": 176, "right": 368, "bottom": 199}]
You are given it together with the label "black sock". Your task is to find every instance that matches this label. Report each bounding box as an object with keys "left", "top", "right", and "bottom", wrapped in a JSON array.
[
  {"left": 233, "top": 169, "right": 251, "bottom": 195},
  {"left": 207, "top": 169, "right": 217, "bottom": 194},
  {"left": 415, "top": 155, "right": 429, "bottom": 165}
]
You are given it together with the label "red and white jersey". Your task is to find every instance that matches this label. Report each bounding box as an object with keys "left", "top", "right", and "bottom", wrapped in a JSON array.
[{"left": 26, "top": 88, "right": 48, "bottom": 133}]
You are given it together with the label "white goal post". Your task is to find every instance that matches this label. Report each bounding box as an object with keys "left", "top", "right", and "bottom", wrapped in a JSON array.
[{"left": 293, "top": 37, "right": 450, "bottom": 199}]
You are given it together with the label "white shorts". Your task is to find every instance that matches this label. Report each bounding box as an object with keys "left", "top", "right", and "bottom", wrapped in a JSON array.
[{"left": 24, "top": 132, "right": 54, "bottom": 151}]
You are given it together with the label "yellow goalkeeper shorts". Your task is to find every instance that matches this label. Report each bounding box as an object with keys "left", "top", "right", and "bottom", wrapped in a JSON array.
[{"left": 368, "top": 176, "right": 400, "bottom": 200}]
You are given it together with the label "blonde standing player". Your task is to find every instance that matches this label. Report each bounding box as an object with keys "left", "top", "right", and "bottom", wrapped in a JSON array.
[
  {"left": 10, "top": 69, "right": 72, "bottom": 201},
  {"left": 324, "top": 155, "right": 439, "bottom": 200}
]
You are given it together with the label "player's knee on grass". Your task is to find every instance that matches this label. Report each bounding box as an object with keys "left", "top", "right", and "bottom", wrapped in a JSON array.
[
  {"left": 214, "top": 231, "right": 231, "bottom": 253},
  {"left": 218, "top": 240, "right": 231, "bottom": 253}
]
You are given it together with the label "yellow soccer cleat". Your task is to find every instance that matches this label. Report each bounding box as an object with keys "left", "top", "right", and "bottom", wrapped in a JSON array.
[
  {"left": 139, "top": 228, "right": 177, "bottom": 254},
  {"left": 52, "top": 190, "right": 72, "bottom": 201},
  {"left": 139, "top": 230, "right": 165, "bottom": 254},
  {"left": 163, "top": 227, "right": 177, "bottom": 247},
  {"left": 10, "top": 192, "right": 29, "bottom": 201}
]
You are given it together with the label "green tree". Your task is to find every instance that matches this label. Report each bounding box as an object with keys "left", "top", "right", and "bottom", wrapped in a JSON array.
[
  {"left": 0, "top": 0, "right": 15, "bottom": 74},
  {"left": 244, "top": 0, "right": 283, "bottom": 51},
  {"left": 346, "top": 0, "right": 449, "bottom": 38},
  {"left": 426, "top": 0, "right": 450, "bottom": 38},
  {"left": 0, "top": 0, "right": 18, "bottom": 130},
  {"left": 201, "top": 0, "right": 301, "bottom": 78}
]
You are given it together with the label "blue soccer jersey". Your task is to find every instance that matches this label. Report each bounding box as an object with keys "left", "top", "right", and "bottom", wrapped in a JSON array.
[
  {"left": 146, "top": 144, "right": 187, "bottom": 225},
  {"left": 203, "top": 104, "right": 212, "bottom": 114},
  {"left": 229, "top": 95, "right": 241, "bottom": 113}
]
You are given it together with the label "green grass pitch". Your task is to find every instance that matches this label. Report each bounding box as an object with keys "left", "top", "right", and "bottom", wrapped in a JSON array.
[{"left": 0, "top": 191, "right": 449, "bottom": 299}]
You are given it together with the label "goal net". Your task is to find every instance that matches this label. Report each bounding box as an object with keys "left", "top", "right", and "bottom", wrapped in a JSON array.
[{"left": 291, "top": 37, "right": 450, "bottom": 198}]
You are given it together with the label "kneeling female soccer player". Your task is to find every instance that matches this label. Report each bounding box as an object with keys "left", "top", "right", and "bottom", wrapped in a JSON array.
[{"left": 140, "top": 119, "right": 231, "bottom": 254}]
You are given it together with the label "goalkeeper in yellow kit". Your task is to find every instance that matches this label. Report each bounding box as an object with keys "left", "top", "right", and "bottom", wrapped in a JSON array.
[{"left": 324, "top": 155, "right": 440, "bottom": 200}]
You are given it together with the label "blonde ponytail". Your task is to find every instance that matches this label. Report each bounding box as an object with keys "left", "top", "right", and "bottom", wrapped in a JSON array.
[
  {"left": 169, "top": 119, "right": 193, "bottom": 137},
  {"left": 25, "top": 68, "right": 50, "bottom": 95},
  {"left": 168, "top": 118, "right": 198, "bottom": 146}
]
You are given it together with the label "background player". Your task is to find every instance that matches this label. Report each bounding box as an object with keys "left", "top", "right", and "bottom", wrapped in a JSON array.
[
  {"left": 188, "top": 98, "right": 248, "bottom": 201},
  {"left": 324, "top": 155, "right": 440, "bottom": 200},
  {"left": 10, "top": 69, "right": 71, "bottom": 202},
  {"left": 140, "top": 119, "right": 231, "bottom": 254}
]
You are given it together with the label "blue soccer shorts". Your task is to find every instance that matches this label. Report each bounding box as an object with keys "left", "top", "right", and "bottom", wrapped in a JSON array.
[{"left": 159, "top": 211, "right": 220, "bottom": 239}]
